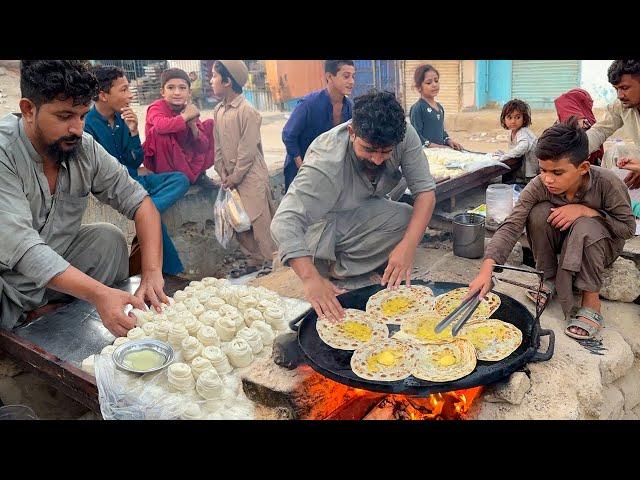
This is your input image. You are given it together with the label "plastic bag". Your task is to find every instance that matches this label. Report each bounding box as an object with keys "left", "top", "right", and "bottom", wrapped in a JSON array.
[
  {"left": 214, "top": 188, "right": 234, "bottom": 248},
  {"left": 225, "top": 189, "right": 251, "bottom": 233}
]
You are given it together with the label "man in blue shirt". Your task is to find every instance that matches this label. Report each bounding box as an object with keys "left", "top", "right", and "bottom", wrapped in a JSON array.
[
  {"left": 282, "top": 60, "right": 355, "bottom": 191},
  {"left": 84, "top": 65, "right": 190, "bottom": 275}
]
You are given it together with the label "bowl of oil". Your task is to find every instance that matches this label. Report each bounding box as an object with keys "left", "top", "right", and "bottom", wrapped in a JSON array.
[{"left": 112, "top": 339, "right": 174, "bottom": 374}]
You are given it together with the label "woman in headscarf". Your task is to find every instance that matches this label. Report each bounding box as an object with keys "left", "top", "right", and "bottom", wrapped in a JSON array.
[{"left": 554, "top": 88, "right": 604, "bottom": 165}]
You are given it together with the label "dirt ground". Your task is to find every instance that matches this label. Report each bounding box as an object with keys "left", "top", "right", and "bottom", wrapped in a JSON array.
[{"left": 0, "top": 61, "right": 636, "bottom": 419}]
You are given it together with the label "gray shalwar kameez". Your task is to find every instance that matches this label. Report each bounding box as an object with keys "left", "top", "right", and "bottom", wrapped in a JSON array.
[
  {"left": 484, "top": 167, "right": 636, "bottom": 317},
  {"left": 0, "top": 114, "right": 148, "bottom": 329},
  {"left": 270, "top": 121, "right": 436, "bottom": 278}
]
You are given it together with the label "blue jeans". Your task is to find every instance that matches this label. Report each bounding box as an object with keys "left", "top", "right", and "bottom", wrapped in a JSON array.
[
  {"left": 284, "top": 156, "right": 299, "bottom": 193},
  {"left": 136, "top": 172, "right": 190, "bottom": 275}
]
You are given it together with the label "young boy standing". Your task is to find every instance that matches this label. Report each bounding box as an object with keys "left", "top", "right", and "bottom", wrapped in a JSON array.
[
  {"left": 211, "top": 60, "right": 276, "bottom": 274},
  {"left": 469, "top": 119, "right": 636, "bottom": 340}
]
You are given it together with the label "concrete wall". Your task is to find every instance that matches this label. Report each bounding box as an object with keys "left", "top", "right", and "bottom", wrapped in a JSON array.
[
  {"left": 82, "top": 169, "right": 286, "bottom": 279},
  {"left": 461, "top": 60, "right": 477, "bottom": 111}
]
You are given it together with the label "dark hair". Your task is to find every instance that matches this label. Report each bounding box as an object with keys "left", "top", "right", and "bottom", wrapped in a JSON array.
[
  {"left": 92, "top": 65, "right": 125, "bottom": 101},
  {"left": 324, "top": 60, "right": 355, "bottom": 76},
  {"left": 414, "top": 64, "right": 440, "bottom": 90},
  {"left": 352, "top": 90, "right": 406, "bottom": 147},
  {"left": 213, "top": 61, "right": 242, "bottom": 94},
  {"left": 20, "top": 60, "right": 97, "bottom": 108},
  {"left": 535, "top": 117, "right": 588, "bottom": 167},
  {"left": 607, "top": 60, "right": 640, "bottom": 85},
  {"left": 160, "top": 68, "right": 191, "bottom": 89},
  {"left": 500, "top": 99, "right": 532, "bottom": 129}
]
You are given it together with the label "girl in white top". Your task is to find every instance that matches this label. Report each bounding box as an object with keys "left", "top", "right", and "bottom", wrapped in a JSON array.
[{"left": 494, "top": 99, "right": 538, "bottom": 183}]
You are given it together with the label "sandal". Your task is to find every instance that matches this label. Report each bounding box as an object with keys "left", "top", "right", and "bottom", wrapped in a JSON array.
[
  {"left": 525, "top": 281, "right": 555, "bottom": 308},
  {"left": 565, "top": 306, "right": 604, "bottom": 340}
]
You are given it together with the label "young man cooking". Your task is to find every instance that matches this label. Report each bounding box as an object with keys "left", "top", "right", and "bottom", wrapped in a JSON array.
[{"left": 469, "top": 119, "right": 635, "bottom": 340}]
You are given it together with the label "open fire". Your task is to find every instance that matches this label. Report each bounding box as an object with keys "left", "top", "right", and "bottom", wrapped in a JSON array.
[{"left": 301, "top": 369, "right": 484, "bottom": 420}]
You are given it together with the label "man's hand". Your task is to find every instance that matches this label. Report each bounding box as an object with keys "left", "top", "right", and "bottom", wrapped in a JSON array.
[
  {"left": 93, "top": 286, "right": 147, "bottom": 337},
  {"left": 623, "top": 171, "right": 640, "bottom": 190},
  {"left": 617, "top": 157, "right": 640, "bottom": 173},
  {"left": 547, "top": 204, "right": 599, "bottom": 231},
  {"left": 302, "top": 273, "right": 346, "bottom": 323},
  {"left": 181, "top": 104, "right": 200, "bottom": 122},
  {"left": 135, "top": 269, "right": 169, "bottom": 313},
  {"left": 381, "top": 240, "right": 415, "bottom": 290},
  {"left": 468, "top": 271, "right": 494, "bottom": 301},
  {"left": 121, "top": 106, "right": 139, "bottom": 136},
  {"left": 294, "top": 156, "right": 303, "bottom": 169},
  {"left": 447, "top": 138, "right": 464, "bottom": 151},
  {"left": 221, "top": 178, "right": 236, "bottom": 190}
]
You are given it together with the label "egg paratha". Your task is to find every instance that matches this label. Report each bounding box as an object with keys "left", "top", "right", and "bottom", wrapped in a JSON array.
[
  {"left": 458, "top": 319, "right": 522, "bottom": 361},
  {"left": 366, "top": 285, "right": 435, "bottom": 325},
  {"left": 351, "top": 338, "right": 418, "bottom": 381},
  {"left": 399, "top": 312, "right": 455, "bottom": 345},
  {"left": 434, "top": 287, "right": 501, "bottom": 320},
  {"left": 412, "top": 338, "right": 477, "bottom": 382},
  {"left": 316, "top": 309, "right": 389, "bottom": 350}
]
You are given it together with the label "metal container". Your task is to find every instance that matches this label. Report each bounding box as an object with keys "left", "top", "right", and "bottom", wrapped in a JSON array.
[
  {"left": 112, "top": 339, "right": 174, "bottom": 374},
  {"left": 452, "top": 213, "right": 485, "bottom": 259}
]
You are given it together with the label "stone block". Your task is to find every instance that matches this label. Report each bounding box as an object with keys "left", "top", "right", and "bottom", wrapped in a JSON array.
[
  {"left": 600, "top": 257, "right": 640, "bottom": 303},
  {"left": 599, "top": 329, "right": 635, "bottom": 385},
  {"left": 599, "top": 385, "right": 624, "bottom": 420},
  {"left": 482, "top": 371, "right": 530, "bottom": 405},
  {"left": 614, "top": 362, "right": 640, "bottom": 411}
]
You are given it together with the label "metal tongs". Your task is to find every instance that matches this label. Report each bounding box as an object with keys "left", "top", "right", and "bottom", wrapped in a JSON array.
[{"left": 434, "top": 277, "right": 496, "bottom": 337}]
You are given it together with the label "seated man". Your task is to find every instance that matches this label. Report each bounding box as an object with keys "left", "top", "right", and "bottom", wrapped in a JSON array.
[
  {"left": 469, "top": 119, "right": 635, "bottom": 341},
  {"left": 84, "top": 65, "right": 189, "bottom": 275},
  {"left": 586, "top": 60, "right": 640, "bottom": 188},
  {"left": 0, "top": 60, "right": 168, "bottom": 336},
  {"left": 143, "top": 68, "right": 215, "bottom": 185},
  {"left": 271, "top": 90, "right": 437, "bottom": 322}
]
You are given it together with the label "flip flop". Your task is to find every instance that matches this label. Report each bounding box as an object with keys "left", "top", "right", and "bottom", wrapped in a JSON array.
[
  {"left": 565, "top": 306, "right": 604, "bottom": 340},
  {"left": 525, "top": 281, "right": 556, "bottom": 308}
]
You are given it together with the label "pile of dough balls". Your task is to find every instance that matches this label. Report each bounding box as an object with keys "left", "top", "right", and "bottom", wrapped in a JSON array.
[{"left": 80, "top": 277, "right": 292, "bottom": 419}]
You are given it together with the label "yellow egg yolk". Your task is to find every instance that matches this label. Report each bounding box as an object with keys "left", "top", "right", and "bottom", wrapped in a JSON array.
[
  {"left": 382, "top": 297, "right": 414, "bottom": 317},
  {"left": 464, "top": 325, "right": 505, "bottom": 349},
  {"left": 366, "top": 349, "right": 403, "bottom": 372},
  {"left": 340, "top": 321, "right": 372, "bottom": 341},
  {"left": 432, "top": 349, "right": 457, "bottom": 367}
]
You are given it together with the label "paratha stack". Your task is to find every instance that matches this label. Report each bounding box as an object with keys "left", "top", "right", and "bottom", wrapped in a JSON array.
[
  {"left": 412, "top": 338, "right": 477, "bottom": 382},
  {"left": 434, "top": 287, "right": 501, "bottom": 322},
  {"left": 458, "top": 319, "right": 522, "bottom": 361},
  {"left": 350, "top": 338, "right": 418, "bottom": 381},
  {"left": 316, "top": 309, "right": 389, "bottom": 351},
  {"left": 366, "top": 285, "right": 436, "bottom": 325}
]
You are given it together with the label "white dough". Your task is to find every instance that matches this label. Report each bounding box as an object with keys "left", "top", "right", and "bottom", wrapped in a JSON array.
[
  {"left": 213, "top": 317, "right": 237, "bottom": 342},
  {"left": 101, "top": 345, "right": 117, "bottom": 356},
  {"left": 113, "top": 337, "right": 130, "bottom": 347},
  {"left": 172, "top": 290, "right": 188, "bottom": 302},
  {"left": 197, "top": 325, "right": 220, "bottom": 347},
  {"left": 199, "top": 310, "right": 220, "bottom": 327},
  {"left": 153, "top": 320, "right": 170, "bottom": 341},
  {"left": 224, "top": 338, "right": 254, "bottom": 368},
  {"left": 250, "top": 320, "right": 276, "bottom": 346},
  {"left": 184, "top": 317, "right": 203, "bottom": 337},
  {"left": 81, "top": 355, "right": 95, "bottom": 375},
  {"left": 167, "top": 363, "right": 195, "bottom": 393},
  {"left": 243, "top": 308, "right": 264, "bottom": 327},
  {"left": 180, "top": 402, "right": 204, "bottom": 420},
  {"left": 236, "top": 327, "right": 264, "bottom": 354},
  {"left": 168, "top": 324, "right": 189, "bottom": 348},
  {"left": 191, "top": 356, "right": 214, "bottom": 379},
  {"left": 181, "top": 336, "right": 203, "bottom": 362},
  {"left": 142, "top": 322, "right": 156, "bottom": 338},
  {"left": 205, "top": 297, "right": 226, "bottom": 311},
  {"left": 196, "top": 369, "right": 224, "bottom": 400},
  {"left": 201, "top": 346, "right": 233, "bottom": 374},
  {"left": 127, "top": 327, "right": 145, "bottom": 340}
]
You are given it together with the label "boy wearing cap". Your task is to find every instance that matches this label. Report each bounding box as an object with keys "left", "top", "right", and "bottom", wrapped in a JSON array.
[
  {"left": 211, "top": 60, "right": 277, "bottom": 274},
  {"left": 143, "top": 68, "right": 215, "bottom": 185}
]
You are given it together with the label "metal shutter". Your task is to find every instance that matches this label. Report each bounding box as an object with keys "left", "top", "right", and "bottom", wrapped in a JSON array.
[{"left": 511, "top": 60, "right": 580, "bottom": 109}]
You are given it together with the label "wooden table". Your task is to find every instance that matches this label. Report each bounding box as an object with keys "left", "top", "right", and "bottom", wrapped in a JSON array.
[
  {"left": 0, "top": 275, "right": 189, "bottom": 413},
  {"left": 435, "top": 157, "right": 521, "bottom": 211}
]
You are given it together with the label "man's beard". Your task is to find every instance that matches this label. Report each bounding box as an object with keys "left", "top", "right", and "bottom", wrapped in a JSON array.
[
  {"left": 43, "top": 134, "right": 82, "bottom": 164},
  {"left": 356, "top": 156, "right": 386, "bottom": 175}
]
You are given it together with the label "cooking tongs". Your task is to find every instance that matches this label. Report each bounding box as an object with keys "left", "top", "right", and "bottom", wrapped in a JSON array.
[{"left": 434, "top": 277, "right": 496, "bottom": 337}]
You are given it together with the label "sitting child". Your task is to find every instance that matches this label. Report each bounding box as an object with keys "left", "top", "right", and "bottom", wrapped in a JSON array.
[
  {"left": 143, "top": 68, "right": 215, "bottom": 185},
  {"left": 470, "top": 118, "right": 635, "bottom": 340},
  {"left": 494, "top": 99, "right": 538, "bottom": 183}
]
